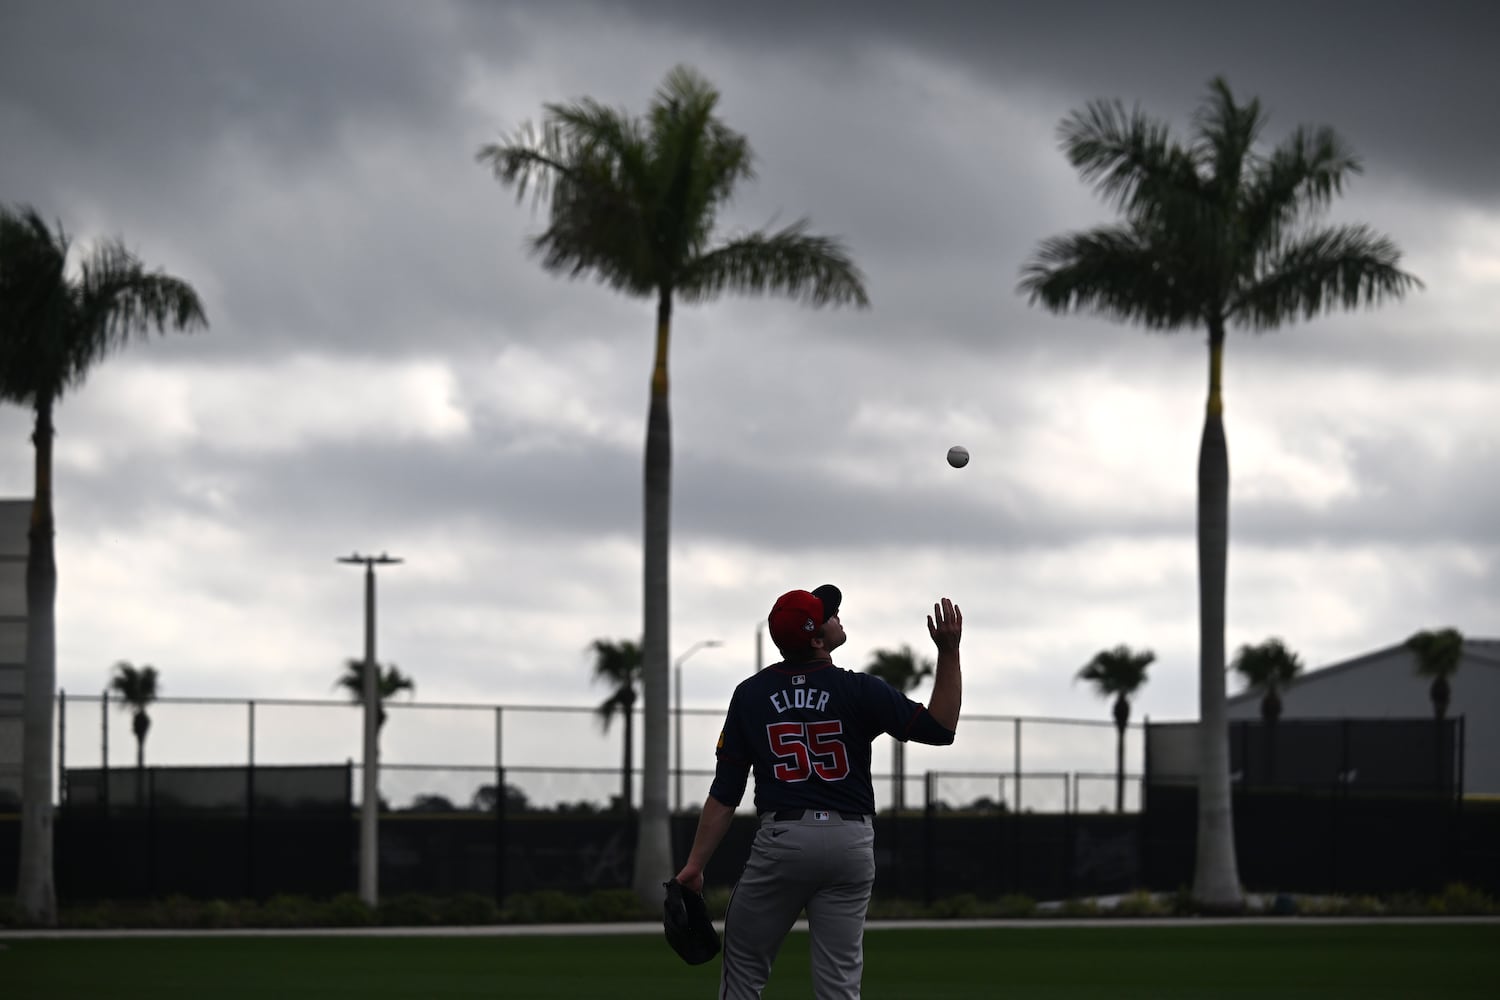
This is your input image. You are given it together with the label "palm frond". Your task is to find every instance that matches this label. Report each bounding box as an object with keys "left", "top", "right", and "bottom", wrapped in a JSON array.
[
  {"left": 1230, "top": 638, "right": 1303, "bottom": 691},
  {"left": 1190, "top": 77, "right": 1266, "bottom": 204},
  {"left": 0, "top": 207, "right": 72, "bottom": 400},
  {"left": 1060, "top": 99, "right": 1183, "bottom": 217},
  {"left": 482, "top": 104, "right": 663, "bottom": 294},
  {"left": 1406, "top": 628, "right": 1464, "bottom": 679},
  {"left": 69, "top": 241, "right": 205, "bottom": 383},
  {"left": 1077, "top": 645, "right": 1154, "bottom": 696},
  {"left": 1240, "top": 125, "right": 1362, "bottom": 254},
  {"left": 109, "top": 661, "right": 160, "bottom": 709},
  {"left": 678, "top": 222, "right": 868, "bottom": 307},
  {"left": 864, "top": 645, "right": 934, "bottom": 693},
  {"left": 647, "top": 66, "right": 754, "bottom": 245},
  {"left": 1020, "top": 224, "right": 1199, "bottom": 330},
  {"left": 1, "top": 206, "right": 205, "bottom": 401},
  {"left": 1232, "top": 224, "right": 1422, "bottom": 329}
]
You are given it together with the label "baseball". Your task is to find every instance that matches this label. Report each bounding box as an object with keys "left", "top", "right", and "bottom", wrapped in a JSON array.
[{"left": 946, "top": 445, "right": 969, "bottom": 469}]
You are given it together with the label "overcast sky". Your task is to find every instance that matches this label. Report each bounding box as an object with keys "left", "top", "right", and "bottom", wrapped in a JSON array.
[{"left": 1, "top": 0, "right": 1495, "bottom": 807}]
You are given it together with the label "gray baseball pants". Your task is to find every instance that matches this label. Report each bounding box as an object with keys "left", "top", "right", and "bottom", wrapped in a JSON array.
[{"left": 719, "top": 810, "right": 877, "bottom": 999}]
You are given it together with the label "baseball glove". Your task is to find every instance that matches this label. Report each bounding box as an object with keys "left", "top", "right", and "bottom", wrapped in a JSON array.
[{"left": 662, "top": 879, "right": 720, "bottom": 966}]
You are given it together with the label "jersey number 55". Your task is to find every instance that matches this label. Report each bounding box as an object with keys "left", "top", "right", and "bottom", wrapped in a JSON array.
[{"left": 766, "top": 721, "right": 851, "bottom": 782}]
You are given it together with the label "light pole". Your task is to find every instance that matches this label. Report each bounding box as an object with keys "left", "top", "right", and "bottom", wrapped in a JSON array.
[
  {"left": 674, "top": 639, "right": 722, "bottom": 813},
  {"left": 338, "top": 551, "right": 402, "bottom": 907}
]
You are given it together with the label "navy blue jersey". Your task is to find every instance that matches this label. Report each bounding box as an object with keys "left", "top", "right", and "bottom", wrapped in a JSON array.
[{"left": 709, "top": 659, "right": 953, "bottom": 815}]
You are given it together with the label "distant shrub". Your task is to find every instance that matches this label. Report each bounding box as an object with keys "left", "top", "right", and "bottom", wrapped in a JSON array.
[
  {"left": 1266, "top": 893, "right": 1298, "bottom": 916},
  {"left": 1429, "top": 883, "right": 1496, "bottom": 916},
  {"left": 60, "top": 899, "right": 136, "bottom": 930},
  {"left": 379, "top": 893, "right": 443, "bottom": 926},
  {"left": 929, "top": 893, "right": 982, "bottom": 919},
  {"left": 994, "top": 894, "right": 1037, "bottom": 918},
  {"left": 439, "top": 892, "right": 500, "bottom": 925},
  {"left": 584, "top": 888, "right": 649, "bottom": 922},
  {"left": 1384, "top": 892, "right": 1432, "bottom": 916},
  {"left": 504, "top": 889, "right": 582, "bottom": 924},
  {"left": 1335, "top": 895, "right": 1385, "bottom": 917},
  {"left": 199, "top": 898, "right": 240, "bottom": 928},
  {"left": 1058, "top": 897, "right": 1100, "bottom": 917},
  {"left": 1111, "top": 891, "right": 1170, "bottom": 917},
  {"left": 255, "top": 894, "right": 320, "bottom": 928},
  {"left": 324, "top": 892, "right": 376, "bottom": 926},
  {"left": 867, "top": 897, "right": 925, "bottom": 919}
]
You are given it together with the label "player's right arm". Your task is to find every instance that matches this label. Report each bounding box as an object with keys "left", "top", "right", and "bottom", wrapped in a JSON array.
[
  {"left": 675, "top": 701, "right": 753, "bottom": 893},
  {"left": 926, "top": 598, "right": 963, "bottom": 731},
  {"left": 673, "top": 793, "right": 737, "bottom": 894}
]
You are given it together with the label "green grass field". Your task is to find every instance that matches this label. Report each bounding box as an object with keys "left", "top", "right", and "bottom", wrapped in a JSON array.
[{"left": 2, "top": 923, "right": 1495, "bottom": 999}]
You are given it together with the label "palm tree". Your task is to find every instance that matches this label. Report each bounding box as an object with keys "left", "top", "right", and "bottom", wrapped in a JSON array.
[
  {"left": 335, "top": 658, "right": 416, "bottom": 731},
  {"left": 479, "top": 65, "right": 868, "bottom": 902},
  {"left": 865, "top": 645, "right": 934, "bottom": 811},
  {"left": 108, "top": 661, "right": 160, "bottom": 775},
  {"left": 590, "top": 638, "right": 643, "bottom": 816},
  {"left": 1076, "top": 645, "right": 1154, "bottom": 813},
  {"left": 1020, "top": 79, "right": 1419, "bottom": 909},
  {"left": 1, "top": 205, "right": 205, "bottom": 926},
  {"left": 1230, "top": 637, "right": 1303, "bottom": 785},
  {"left": 1406, "top": 626, "right": 1464, "bottom": 790},
  {"left": 1230, "top": 637, "right": 1303, "bottom": 725},
  {"left": 1405, "top": 627, "right": 1463, "bottom": 721}
]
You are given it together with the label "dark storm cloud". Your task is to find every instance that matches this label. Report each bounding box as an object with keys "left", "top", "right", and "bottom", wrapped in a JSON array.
[
  {"left": 609, "top": 0, "right": 1500, "bottom": 202},
  {"left": 0, "top": 0, "right": 475, "bottom": 169}
]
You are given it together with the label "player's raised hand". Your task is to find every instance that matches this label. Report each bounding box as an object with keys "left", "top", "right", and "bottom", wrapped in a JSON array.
[{"left": 927, "top": 598, "right": 962, "bottom": 651}]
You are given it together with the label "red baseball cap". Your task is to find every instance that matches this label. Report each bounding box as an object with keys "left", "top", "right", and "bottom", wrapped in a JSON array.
[{"left": 767, "top": 585, "right": 842, "bottom": 652}]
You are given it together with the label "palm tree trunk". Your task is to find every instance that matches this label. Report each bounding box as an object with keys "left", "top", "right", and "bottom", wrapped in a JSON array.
[
  {"left": 1192, "top": 323, "right": 1243, "bottom": 910},
  {"left": 1115, "top": 720, "right": 1126, "bottom": 814},
  {"left": 633, "top": 287, "right": 674, "bottom": 905},
  {"left": 17, "top": 395, "right": 58, "bottom": 925}
]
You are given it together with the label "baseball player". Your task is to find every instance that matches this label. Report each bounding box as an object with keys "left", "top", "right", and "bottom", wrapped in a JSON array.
[{"left": 672, "top": 584, "right": 964, "bottom": 998}]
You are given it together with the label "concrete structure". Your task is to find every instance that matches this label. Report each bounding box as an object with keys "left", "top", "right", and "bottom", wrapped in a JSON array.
[
  {"left": 0, "top": 498, "right": 27, "bottom": 809},
  {"left": 1226, "top": 637, "right": 1500, "bottom": 796}
]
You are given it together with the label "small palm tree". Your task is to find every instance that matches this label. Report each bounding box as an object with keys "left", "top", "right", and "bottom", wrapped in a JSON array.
[
  {"left": 1076, "top": 645, "right": 1154, "bottom": 813},
  {"left": 1406, "top": 627, "right": 1464, "bottom": 790},
  {"left": 109, "top": 661, "right": 160, "bottom": 772},
  {"left": 336, "top": 659, "right": 416, "bottom": 730},
  {"left": 1405, "top": 627, "right": 1464, "bottom": 721},
  {"left": 590, "top": 638, "right": 643, "bottom": 817},
  {"left": 1231, "top": 637, "right": 1304, "bottom": 725},
  {"left": 480, "top": 66, "right": 868, "bottom": 901},
  {"left": 1021, "top": 79, "right": 1419, "bottom": 909},
  {"left": 2, "top": 205, "right": 206, "bottom": 926},
  {"left": 865, "top": 645, "right": 934, "bottom": 811},
  {"left": 1231, "top": 637, "right": 1304, "bottom": 784}
]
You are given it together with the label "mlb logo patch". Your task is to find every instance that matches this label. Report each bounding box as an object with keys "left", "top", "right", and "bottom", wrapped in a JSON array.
[
  {"left": 813, "top": 810, "right": 830, "bottom": 821},
  {"left": 793, "top": 674, "right": 806, "bottom": 686}
]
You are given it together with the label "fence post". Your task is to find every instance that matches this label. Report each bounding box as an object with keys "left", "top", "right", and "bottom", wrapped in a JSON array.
[
  {"left": 495, "top": 706, "right": 505, "bottom": 904},
  {"left": 246, "top": 699, "right": 257, "bottom": 899},
  {"left": 1014, "top": 718, "right": 1022, "bottom": 814},
  {"left": 1140, "top": 717, "right": 1150, "bottom": 888},
  {"left": 923, "top": 770, "right": 936, "bottom": 906}
]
